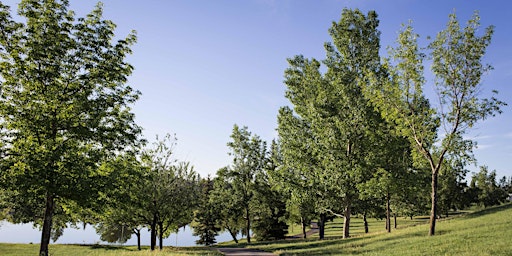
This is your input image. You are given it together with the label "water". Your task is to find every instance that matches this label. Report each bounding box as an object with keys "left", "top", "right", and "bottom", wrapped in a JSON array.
[{"left": 0, "top": 221, "right": 236, "bottom": 246}]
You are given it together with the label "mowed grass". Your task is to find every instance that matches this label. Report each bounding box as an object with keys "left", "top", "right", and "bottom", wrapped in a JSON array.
[
  {"left": 2, "top": 204, "right": 511, "bottom": 255},
  {"left": 246, "top": 203, "right": 512, "bottom": 255},
  {"left": 0, "top": 243, "right": 222, "bottom": 256}
]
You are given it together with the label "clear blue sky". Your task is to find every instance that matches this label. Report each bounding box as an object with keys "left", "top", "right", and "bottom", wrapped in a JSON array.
[{"left": 4, "top": 0, "right": 512, "bottom": 179}]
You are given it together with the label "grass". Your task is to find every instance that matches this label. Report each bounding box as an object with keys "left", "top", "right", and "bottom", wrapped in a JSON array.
[
  {"left": 241, "top": 203, "right": 512, "bottom": 255},
  {"left": 0, "top": 244, "right": 222, "bottom": 256},
  {"left": 2, "top": 204, "right": 511, "bottom": 255}
]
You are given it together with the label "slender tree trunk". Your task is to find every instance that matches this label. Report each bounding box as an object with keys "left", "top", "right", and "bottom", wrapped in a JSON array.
[
  {"left": 158, "top": 221, "right": 163, "bottom": 250},
  {"left": 245, "top": 206, "right": 251, "bottom": 243},
  {"left": 39, "top": 194, "right": 55, "bottom": 256},
  {"left": 394, "top": 213, "right": 397, "bottom": 229},
  {"left": 301, "top": 217, "right": 307, "bottom": 238},
  {"left": 343, "top": 201, "right": 351, "bottom": 239},
  {"left": 150, "top": 212, "right": 157, "bottom": 250},
  {"left": 318, "top": 213, "right": 326, "bottom": 240},
  {"left": 363, "top": 213, "right": 368, "bottom": 233},
  {"left": 134, "top": 229, "right": 141, "bottom": 250},
  {"left": 386, "top": 192, "right": 391, "bottom": 233},
  {"left": 429, "top": 170, "right": 439, "bottom": 236},
  {"left": 226, "top": 227, "right": 238, "bottom": 243}
]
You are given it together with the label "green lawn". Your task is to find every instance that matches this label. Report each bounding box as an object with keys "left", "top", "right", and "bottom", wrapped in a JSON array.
[
  {"left": 0, "top": 244, "right": 221, "bottom": 256},
  {"left": 2, "top": 204, "right": 511, "bottom": 255},
  {"left": 244, "top": 203, "right": 512, "bottom": 255}
]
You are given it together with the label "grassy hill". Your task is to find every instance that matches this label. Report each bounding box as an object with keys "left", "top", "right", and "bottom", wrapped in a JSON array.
[
  {"left": 242, "top": 203, "right": 512, "bottom": 255},
  {"left": 1, "top": 203, "right": 511, "bottom": 255}
]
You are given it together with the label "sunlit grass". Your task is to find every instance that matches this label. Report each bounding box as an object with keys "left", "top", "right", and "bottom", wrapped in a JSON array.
[
  {"left": 251, "top": 203, "right": 512, "bottom": 255},
  {"left": 0, "top": 243, "right": 222, "bottom": 256},
  {"left": 2, "top": 204, "right": 511, "bottom": 255}
]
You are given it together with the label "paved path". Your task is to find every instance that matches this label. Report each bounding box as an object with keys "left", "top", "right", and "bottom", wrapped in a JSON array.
[{"left": 217, "top": 247, "right": 276, "bottom": 256}]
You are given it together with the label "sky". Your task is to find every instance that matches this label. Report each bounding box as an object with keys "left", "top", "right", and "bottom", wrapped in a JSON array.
[{"left": 2, "top": 0, "right": 512, "bottom": 180}]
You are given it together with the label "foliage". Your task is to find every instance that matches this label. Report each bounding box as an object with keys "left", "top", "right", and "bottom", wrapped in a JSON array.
[
  {"left": 251, "top": 142, "right": 288, "bottom": 241},
  {"left": 364, "top": 12, "right": 505, "bottom": 236},
  {"left": 137, "top": 134, "right": 200, "bottom": 250},
  {"left": 471, "top": 166, "right": 508, "bottom": 208},
  {"left": 0, "top": 1, "right": 141, "bottom": 254},
  {"left": 209, "top": 168, "right": 245, "bottom": 244},
  {"left": 191, "top": 177, "right": 221, "bottom": 246},
  {"left": 221, "top": 125, "right": 267, "bottom": 243},
  {"left": 281, "top": 8, "right": 388, "bottom": 239}
]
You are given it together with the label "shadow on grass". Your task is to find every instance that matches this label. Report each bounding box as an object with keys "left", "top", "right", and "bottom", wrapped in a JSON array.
[
  {"left": 276, "top": 237, "right": 365, "bottom": 256},
  {"left": 76, "top": 244, "right": 135, "bottom": 251}
]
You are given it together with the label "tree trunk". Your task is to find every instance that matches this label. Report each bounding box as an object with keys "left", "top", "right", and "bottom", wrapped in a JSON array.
[
  {"left": 343, "top": 202, "right": 351, "bottom": 239},
  {"left": 150, "top": 212, "right": 157, "bottom": 250},
  {"left": 246, "top": 207, "right": 251, "bottom": 243},
  {"left": 318, "top": 213, "right": 326, "bottom": 240},
  {"left": 39, "top": 194, "right": 55, "bottom": 256},
  {"left": 134, "top": 229, "right": 141, "bottom": 250},
  {"left": 158, "top": 221, "right": 163, "bottom": 250},
  {"left": 301, "top": 217, "right": 307, "bottom": 238},
  {"left": 386, "top": 192, "right": 391, "bottom": 233},
  {"left": 226, "top": 227, "right": 238, "bottom": 243},
  {"left": 394, "top": 213, "right": 397, "bottom": 229},
  {"left": 363, "top": 213, "right": 369, "bottom": 233},
  {"left": 429, "top": 170, "right": 439, "bottom": 236}
]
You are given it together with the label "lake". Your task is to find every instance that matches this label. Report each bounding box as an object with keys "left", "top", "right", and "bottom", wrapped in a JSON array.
[{"left": 0, "top": 221, "right": 237, "bottom": 246}]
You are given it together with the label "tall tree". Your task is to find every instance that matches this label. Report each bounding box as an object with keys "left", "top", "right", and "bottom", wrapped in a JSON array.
[
  {"left": 283, "top": 9, "right": 383, "bottom": 238},
  {"left": 0, "top": 1, "right": 140, "bottom": 255},
  {"left": 364, "top": 13, "right": 505, "bottom": 236},
  {"left": 223, "top": 124, "right": 267, "bottom": 243},
  {"left": 275, "top": 107, "right": 322, "bottom": 239},
  {"left": 252, "top": 140, "right": 288, "bottom": 241}
]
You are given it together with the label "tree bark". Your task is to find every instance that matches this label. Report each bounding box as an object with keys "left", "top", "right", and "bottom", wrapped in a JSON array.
[
  {"left": 394, "top": 213, "right": 397, "bottom": 229},
  {"left": 301, "top": 217, "right": 307, "bottom": 238},
  {"left": 150, "top": 212, "right": 157, "bottom": 250},
  {"left": 246, "top": 207, "right": 251, "bottom": 243},
  {"left": 134, "top": 229, "right": 141, "bottom": 250},
  {"left": 343, "top": 202, "right": 351, "bottom": 239},
  {"left": 429, "top": 170, "right": 439, "bottom": 236},
  {"left": 318, "top": 213, "right": 326, "bottom": 240},
  {"left": 158, "top": 221, "right": 163, "bottom": 250},
  {"left": 226, "top": 227, "right": 238, "bottom": 243},
  {"left": 39, "top": 194, "right": 55, "bottom": 256},
  {"left": 363, "top": 213, "right": 368, "bottom": 233},
  {"left": 386, "top": 192, "right": 391, "bottom": 233}
]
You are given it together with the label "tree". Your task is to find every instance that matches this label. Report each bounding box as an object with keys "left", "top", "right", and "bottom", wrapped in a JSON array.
[
  {"left": 0, "top": 1, "right": 140, "bottom": 255},
  {"left": 471, "top": 166, "right": 508, "bottom": 207},
  {"left": 138, "top": 135, "right": 199, "bottom": 250},
  {"left": 251, "top": 141, "right": 288, "bottom": 241},
  {"left": 282, "top": 9, "right": 383, "bottom": 238},
  {"left": 437, "top": 159, "right": 471, "bottom": 216},
  {"left": 191, "top": 177, "right": 221, "bottom": 246},
  {"left": 94, "top": 152, "right": 146, "bottom": 250},
  {"left": 222, "top": 125, "right": 267, "bottom": 243},
  {"left": 275, "top": 107, "right": 325, "bottom": 239},
  {"left": 364, "top": 13, "right": 505, "bottom": 236},
  {"left": 210, "top": 169, "right": 245, "bottom": 243}
]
